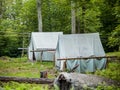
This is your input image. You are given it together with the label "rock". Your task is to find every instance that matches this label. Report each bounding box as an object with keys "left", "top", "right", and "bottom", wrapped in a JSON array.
[{"left": 54, "top": 72, "right": 120, "bottom": 90}]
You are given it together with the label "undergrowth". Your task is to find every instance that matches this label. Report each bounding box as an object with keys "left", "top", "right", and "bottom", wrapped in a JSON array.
[
  {"left": 0, "top": 52, "right": 120, "bottom": 90},
  {"left": 0, "top": 57, "right": 55, "bottom": 90},
  {"left": 95, "top": 62, "right": 120, "bottom": 82},
  {"left": 0, "top": 81, "right": 53, "bottom": 90}
]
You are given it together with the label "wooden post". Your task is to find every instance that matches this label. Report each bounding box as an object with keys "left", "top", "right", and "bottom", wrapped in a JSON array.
[
  {"left": 53, "top": 52, "right": 55, "bottom": 66},
  {"left": 63, "top": 61, "right": 66, "bottom": 71},
  {"left": 41, "top": 51, "right": 43, "bottom": 62}
]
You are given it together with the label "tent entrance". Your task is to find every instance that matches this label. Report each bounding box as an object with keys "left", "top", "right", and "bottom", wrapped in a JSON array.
[{"left": 30, "top": 49, "right": 56, "bottom": 62}]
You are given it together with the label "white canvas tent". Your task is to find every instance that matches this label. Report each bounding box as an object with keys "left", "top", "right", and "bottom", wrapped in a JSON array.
[
  {"left": 28, "top": 32, "right": 63, "bottom": 61},
  {"left": 55, "top": 33, "right": 106, "bottom": 73}
]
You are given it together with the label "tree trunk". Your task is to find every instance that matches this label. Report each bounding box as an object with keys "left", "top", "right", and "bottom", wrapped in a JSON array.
[
  {"left": 71, "top": 1, "right": 76, "bottom": 34},
  {"left": 37, "top": 0, "right": 42, "bottom": 32},
  {"left": 0, "top": 76, "right": 54, "bottom": 84},
  {"left": 21, "top": 34, "right": 25, "bottom": 57},
  {"left": 119, "top": 46, "right": 120, "bottom": 51},
  {"left": 0, "top": 1, "right": 2, "bottom": 18},
  {"left": 47, "top": 0, "right": 52, "bottom": 32},
  {"left": 0, "top": 0, "right": 4, "bottom": 19},
  {"left": 81, "top": 5, "right": 86, "bottom": 33},
  {"left": 76, "top": 18, "right": 81, "bottom": 33}
]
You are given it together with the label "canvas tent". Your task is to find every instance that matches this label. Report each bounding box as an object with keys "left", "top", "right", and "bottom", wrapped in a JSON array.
[
  {"left": 55, "top": 33, "right": 106, "bottom": 73},
  {"left": 28, "top": 32, "right": 63, "bottom": 61}
]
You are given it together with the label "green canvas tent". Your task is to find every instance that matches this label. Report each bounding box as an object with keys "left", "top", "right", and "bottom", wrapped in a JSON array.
[
  {"left": 28, "top": 32, "right": 63, "bottom": 61},
  {"left": 55, "top": 33, "right": 106, "bottom": 72}
]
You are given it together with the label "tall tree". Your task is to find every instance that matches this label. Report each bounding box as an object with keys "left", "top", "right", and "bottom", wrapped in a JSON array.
[
  {"left": 69, "top": 0, "right": 102, "bottom": 33},
  {"left": 71, "top": 0, "right": 76, "bottom": 34},
  {"left": 19, "top": 0, "right": 37, "bottom": 32},
  {"left": 107, "top": 0, "right": 120, "bottom": 51},
  {"left": 97, "top": 0, "right": 120, "bottom": 52},
  {"left": 37, "top": 0, "right": 42, "bottom": 32},
  {"left": 42, "top": 0, "right": 71, "bottom": 33},
  {"left": 0, "top": 0, "right": 3, "bottom": 19},
  {"left": 0, "top": 0, "right": 24, "bottom": 57}
]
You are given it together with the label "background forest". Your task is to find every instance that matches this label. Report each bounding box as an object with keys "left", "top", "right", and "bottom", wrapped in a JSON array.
[{"left": 0, "top": 0, "right": 120, "bottom": 57}]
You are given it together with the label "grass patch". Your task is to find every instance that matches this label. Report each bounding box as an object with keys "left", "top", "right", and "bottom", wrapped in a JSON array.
[
  {"left": 0, "top": 57, "right": 55, "bottom": 90},
  {"left": 106, "top": 51, "right": 120, "bottom": 57},
  {"left": 0, "top": 57, "right": 55, "bottom": 78},
  {"left": 0, "top": 81, "right": 53, "bottom": 90},
  {"left": 0, "top": 52, "right": 120, "bottom": 90}
]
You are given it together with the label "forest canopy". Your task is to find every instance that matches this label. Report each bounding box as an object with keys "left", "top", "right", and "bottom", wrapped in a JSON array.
[{"left": 0, "top": 0, "right": 120, "bottom": 57}]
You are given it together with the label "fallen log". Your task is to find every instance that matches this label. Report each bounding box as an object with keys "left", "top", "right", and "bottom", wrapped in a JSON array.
[{"left": 0, "top": 76, "right": 54, "bottom": 84}]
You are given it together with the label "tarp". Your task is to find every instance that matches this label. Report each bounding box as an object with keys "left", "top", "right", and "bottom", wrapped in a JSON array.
[
  {"left": 55, "top": 33, "right": 106, "bottom": 73},
  {"left": 28, "top": 32, "right": 63, "bottom": 61}
]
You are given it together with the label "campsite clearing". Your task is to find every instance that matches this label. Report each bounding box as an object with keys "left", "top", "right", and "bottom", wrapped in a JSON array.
[{"left": 0, "top": 52, "right": 120, "bottom": 90}]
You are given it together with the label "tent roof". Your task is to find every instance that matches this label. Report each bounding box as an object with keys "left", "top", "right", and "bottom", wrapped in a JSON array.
[
  {"left": 57, "top": 33, "right": 105, "bottom": 58},
  {"left": 31, "top": 32, "right": 63, "bottom": 50}
]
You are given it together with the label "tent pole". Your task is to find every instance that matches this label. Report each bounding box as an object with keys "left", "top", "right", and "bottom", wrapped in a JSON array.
[
  {"left": 41, "top": 51, "right": 43, "bottom": 62},
  {"left": 53, "top": 52, "right": 55, "bottom": 66}
]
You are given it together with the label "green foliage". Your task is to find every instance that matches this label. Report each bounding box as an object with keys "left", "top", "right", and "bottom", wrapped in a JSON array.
[
  {"left": 0, "top": 0, "right": 25, "bottom": 57},
  {"left": 0, "top": 57, "right": 55, "bottom": 89},
  {"left": 19, "top": 0, "right": 38, "bottom": 32},
  {"left": 95, "top": 52, "right": 120, "bottom": 89},
  {"left": 107, "top": 1, "right": 120, "bottom": 50},
  {"left": 81, "top": 83, "right": 119, "bottom": 90},
  {"left": 99, "top": 0, "right": 120, "bottom": 52},
  {"left": 42, "top": 0, "right": 71, "bottom": 33},
  {"left": 95, "top": 62, "right": 120, "bottom": 81},
  {"left": 0, "top": 0, "right": 120, "bottom": 56},
  {"left": 54, "top": 84, "right": 60, "bottom": 90},
  {"left": 75, "top": 0, "right": 102, "bottom": 33},
  {"left": 106, "top": 51, "right": 120, "bottom": 58},
  {"left": 0, "top": 81, "right": 54, "bottom": 90},
  {"left": 108, "top": 25, "right": 120, "bottom": 51},
  {"left": 96, "top": 84, "right": 119, "bottom": 90}
]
